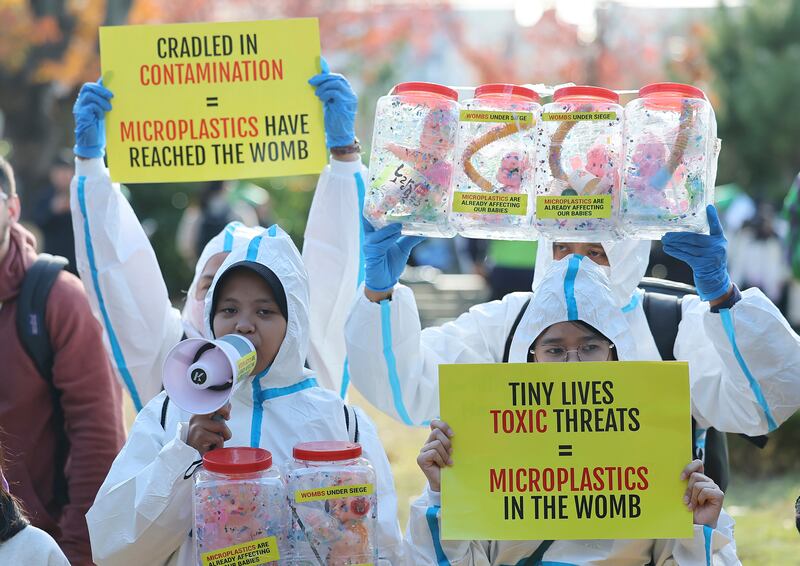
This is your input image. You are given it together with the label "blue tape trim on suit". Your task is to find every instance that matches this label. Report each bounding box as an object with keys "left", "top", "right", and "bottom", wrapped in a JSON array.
[
  {"left": 425, "top": 505, "right": 450, "bottom": 566},
  {"left": 622, "top": 291, "right": 641, "bottom": 313},
  {"left": 246, "top": 234, "right": 264, "bottom": 261},
  {"left": 339, "top": 170, "right": 368, "bottom": 400},
  {"left": 380, "top": 299, "right": 414, "bottom": 425},
  {"left": 268, "top": 224, "right": 277, "bottom": 237},
  {"left": 564, "top": 255, "right": 582, "bottom": 321},
  {"left": 77, "top": 176, "right": 143, "bottom": 411},
  {"left": 250, "top": 366, "right": 270, "bottom": 447},
  {"left": 261, "top": 377, "right": 318, "bottom": 400},
  {"left": 340, "top": 358, "right": 351, "bottom": 399},
  {"left": 703, "top": 525, "right": 713, "bottom": 566},
  {"left": 719, "top": 309, "right": 778, "bottom": 431},
  {"left": 223, "top": 221, "right": 241, "bottom": 252}
]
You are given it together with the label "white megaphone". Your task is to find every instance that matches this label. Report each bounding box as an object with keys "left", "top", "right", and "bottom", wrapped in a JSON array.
[{"left": 163, "top": 334, "right": 258, "bottom": 414}]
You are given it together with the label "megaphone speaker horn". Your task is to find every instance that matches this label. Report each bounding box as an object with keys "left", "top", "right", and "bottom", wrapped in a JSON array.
[{"left": 163, "top": 335, "right": 257, "bottom": 414}]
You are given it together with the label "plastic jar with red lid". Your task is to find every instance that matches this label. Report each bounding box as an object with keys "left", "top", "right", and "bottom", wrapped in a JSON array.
[
  {"left": 450, "top": 83, "right": 541, "bottom": 240},
  {"left": 533, "top": 85, "right": 624, "bottom": 241},
  {"left": 365, "top": 81, "right": 459, "bottom": 237},
  {"left": 621, "top": 82, "right": 718, "bottom": 238},
  {"left": 193, "top": 447, "right": 288, "bottom": 564},
  {"left": 284, "top": 441, "right": 378, "bottom": 565}
]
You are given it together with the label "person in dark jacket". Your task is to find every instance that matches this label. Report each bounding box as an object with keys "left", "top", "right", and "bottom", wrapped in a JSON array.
[{"left": 0, "top": 156, "right": 125, "bottom": 565}]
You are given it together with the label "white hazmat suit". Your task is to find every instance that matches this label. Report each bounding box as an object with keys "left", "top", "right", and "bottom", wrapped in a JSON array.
[
  {"left": 86, "top": 225, "right": 402, "bottom": 566},
  {"left": 404, "top": 255, "right": 741, "bottom": 565},
  {"left": 70, "top": 157, "right": 366, "bottom": 409},
  {"left": 345, "top": 237, "right": 800, "bottom": 436}
]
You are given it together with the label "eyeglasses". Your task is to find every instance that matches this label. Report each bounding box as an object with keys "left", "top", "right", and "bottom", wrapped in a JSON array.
[{"left": 531, "top": 341, "right": 615, "bottom": 363}]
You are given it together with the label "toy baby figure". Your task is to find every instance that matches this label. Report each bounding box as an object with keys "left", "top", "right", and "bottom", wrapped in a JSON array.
[{"left": 326, "top": 496, "right": 372, "bottom": 564}]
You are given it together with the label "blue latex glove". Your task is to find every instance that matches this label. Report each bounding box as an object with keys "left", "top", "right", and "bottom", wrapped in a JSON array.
[
  {"left": 662, "top": 204, "right": 732, "bottom": 301},
  {"left": 362, "top": 217, "right": 425, "bottom": 293},
  {"left": 308, "top": 58, "right": 357, "bottom": 149},
  {"left": 73, "top": 79, "right": 113, "bottom": 158}
]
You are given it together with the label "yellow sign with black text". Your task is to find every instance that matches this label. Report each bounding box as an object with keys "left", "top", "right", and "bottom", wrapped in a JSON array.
[
  {"left": 99, "top": 19, "right": 326, "bottom": 182},
  {"left": 439, "top": 362, "right": 692, "bottom": 540}
]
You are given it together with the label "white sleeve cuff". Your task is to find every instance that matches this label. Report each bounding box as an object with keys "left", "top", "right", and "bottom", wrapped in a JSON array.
[
  {"left": 328, "top": 157, "right": 366, "bottom": 177},
  {"left": 425, "top": 485, "right": 442, "bottom": 507},
  {"left": 74, "top": 156, "right": 108, "bottom": 176}
]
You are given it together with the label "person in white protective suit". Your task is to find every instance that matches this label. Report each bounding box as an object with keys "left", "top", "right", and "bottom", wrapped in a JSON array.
[
  {"left": 70, "top": 63, "right": 364, "bottom": 410},
  {"left": 86, "top": 225, "right": 403, "bottom": 566},
  {"left": 405, "top": 255, "right": 741, "bottom": 566},
  {"left": 345, "top": 206, "right": 800, "bottom": 438}
]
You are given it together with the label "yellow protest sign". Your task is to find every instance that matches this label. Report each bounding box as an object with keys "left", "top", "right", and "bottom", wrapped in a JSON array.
[
  {"left": 439, "top": 361, "right": 692, "bottom": 541},
  {"left": 201, "top": 536, "right": 279, "bottom": 566},
  {"left": 99, "top": 19, "right": 326, "bottom": 183}
]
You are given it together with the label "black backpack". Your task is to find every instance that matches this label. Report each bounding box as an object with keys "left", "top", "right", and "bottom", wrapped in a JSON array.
[
  {"left": 15, "top": 253, "right": 70, "bottom": 506},
  {"left": 501, "top": 277, "right": 766, "bottom": 492}
]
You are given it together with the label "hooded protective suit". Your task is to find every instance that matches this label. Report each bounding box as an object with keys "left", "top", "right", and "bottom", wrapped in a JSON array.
[
  {"left": 70, "top": 157, "right": 365, "bottom": 409},
  {"left": 86, "top": 225, "right": 402, "bottom": 566},
  {"left": 404, "top": 255, "right": 741, "bottom": 566},
  {"left": 345, "top": 236, "right": 800, "bottom": 435}
]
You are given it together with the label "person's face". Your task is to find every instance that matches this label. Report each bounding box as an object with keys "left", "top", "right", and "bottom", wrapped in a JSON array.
[
  {"left": 552, "top": 242, "right": 609, "bottom": 266},
  {"left": 530, "top": 321, "right": 615, "bottom": 363},
  {"left": 0, "top": 191, "right": 20, "bottom": 253},
  {"left": 195, "top": 252, "right": 229, "bottom": 300},
  {"left": 212, "top": 269, "right": 287, "bottom": 375}
]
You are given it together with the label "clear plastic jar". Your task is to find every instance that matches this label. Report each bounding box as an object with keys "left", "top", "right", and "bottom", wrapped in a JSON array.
[
  {"left": 621, "top": 82, "right": 718, "bottom": 239},
  {"left": 365, "top": 82, "right": 459, "bottom": 238},
  {"left": 450, "top": 83, "right": 541, "bottom": 240},
  {"left": 533, "top": 86, "right": 624, "bottom": 241},
  {"left": 284, "top": 441, "right": 377, "bottom": 566},
  {"left": 193, "top": 447, "right": 289, "bottom": 565}
]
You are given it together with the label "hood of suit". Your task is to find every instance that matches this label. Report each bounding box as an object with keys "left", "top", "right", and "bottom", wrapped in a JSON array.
[{"left": 204, "top": 225, "right": 310, "bottom": 389}]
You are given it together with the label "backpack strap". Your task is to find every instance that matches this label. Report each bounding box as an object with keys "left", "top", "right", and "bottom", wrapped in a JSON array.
[
  {"left": 16, "top": 254, "right": 69, "bottom": 380},
  {"left": 161, "top": 395, "right": 171, "bottom": 430},
  {"left": 503, "top": 297, "right": 532, "bottom": 363},
  {"left": 641, "top": 290, "right": 682, "bottom": 361},
  {"left": 344, "top": 404, "right": 360, "bottom": 443},
  {"left": 15, "top": 253, "right": 70, "bottom": 507}
]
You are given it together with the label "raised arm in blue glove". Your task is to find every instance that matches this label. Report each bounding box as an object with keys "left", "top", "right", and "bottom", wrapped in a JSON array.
[
  {"left": 662, "top": 204, "right": 733, "bottom": 302},
  {"left": 73, "top": 79, "right": 113, "bottom": 159},
  {"left": 308, "top": 58, "right": 357, "bottom": 149},
  {"left": 362, "top": 217, "right": 424, "bottom": 299}
]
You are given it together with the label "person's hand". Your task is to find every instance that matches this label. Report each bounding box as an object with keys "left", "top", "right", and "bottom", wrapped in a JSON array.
[
  {"left": 362, "top": 217, "right": 424, "bottom": 294},
  {"left": 662, "top": 204, "right": 732, "bottom": 302},
  {"left": 186, "top": 403, "right": 232, "bottom": 456},
  {"left": 308, "top": 58, "right": 357, "bottom": 149},
  {"left": 73, "top": 79, "right": 113, "bottom": 159},
  {"left": 681, "top": 459, "right": 724, "bottom": 528},
  {"left": 417, "top": 420, "right": 455, "bottom": 493}
]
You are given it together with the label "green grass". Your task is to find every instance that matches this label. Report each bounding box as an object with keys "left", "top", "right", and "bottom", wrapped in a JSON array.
[{"left": 725, "top": 474, "right": 800, "bottom": 564}]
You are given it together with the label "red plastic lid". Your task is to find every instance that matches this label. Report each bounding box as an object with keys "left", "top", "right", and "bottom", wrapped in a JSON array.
[
  {"left": 475, "top": 83, "right": 539, "bottom": 102},
  {"left": 203, "top": 447, "right": 272, "bottom": 474},
  {"left": 293, "top": 441, "right": 362, "bottom": 462},
  {"left": 639, "top": 82, "right": 706, "bottom": 100},
  {"left": 393, "top": 81, "right": 459, "bottom": 101},
  {"left": 553, "top": 85, "right": 619, "bottom": 104}
]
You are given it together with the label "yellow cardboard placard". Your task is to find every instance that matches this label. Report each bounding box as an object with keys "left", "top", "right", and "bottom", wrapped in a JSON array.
[
  {"left": 452, "top": 192, "right": 528, "bottom": 216},
  {"left": 536, "top": 195, "right": 612, "bottom": 219},
  {"left": 439, "top": 362, "right": 692, "bottom": 540},
  {"left": 541, "top": 111, "right": 617, "bottom": 121},
  {"left": 295, "top": 483, "right": 374, "bottom": 503},
  {"left": 459, "top": 110, "right": 534, "bottom": 124},
  {"left": 99, "top": 19, "right": 326, "bottom": 183},
  {"left": 201, "top": 536, "right": 279, "bottom": 566}
]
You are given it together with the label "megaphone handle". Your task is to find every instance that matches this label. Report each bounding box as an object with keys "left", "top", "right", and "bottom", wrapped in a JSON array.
[{"left": 208, "top": 413, "right": 227, "bottom": 451}]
